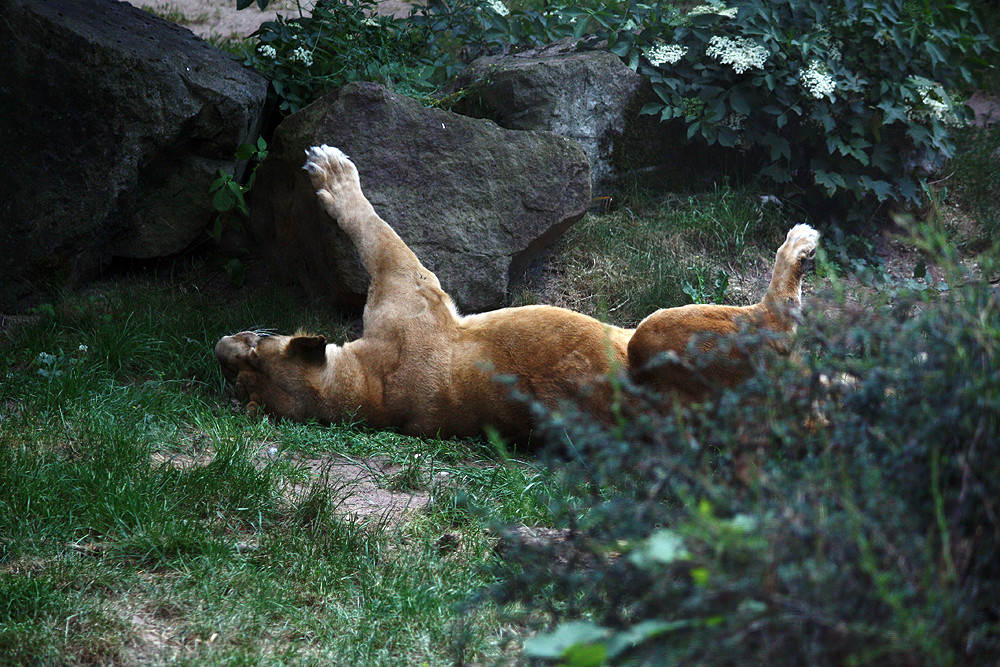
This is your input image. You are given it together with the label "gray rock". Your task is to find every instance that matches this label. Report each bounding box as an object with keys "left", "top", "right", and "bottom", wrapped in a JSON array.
[
  {"left": 0, "top": 0, "right": 267, "bottom": 311},
  {"left": 248, "top": 81, "right": 590, "bottom": 313},
  {"left": 457, "top": 40, "right": 644, "bottom": 193},
  {"left": 457, "top": 40, "right": 732, "bottom": 195}
]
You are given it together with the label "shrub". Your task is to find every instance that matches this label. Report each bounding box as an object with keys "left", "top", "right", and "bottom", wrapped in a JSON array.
[
  {"left": 242, "top": 0, "right": 436, "bottom": 112},
  {"left": 488, "top": 226, "right": 1000, "bottom": 665},
  {"left": 538, "top": 0, "right": 993, "bottom": 219}
]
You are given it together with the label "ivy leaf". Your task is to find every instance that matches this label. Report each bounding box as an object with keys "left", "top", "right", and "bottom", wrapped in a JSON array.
[
  {"left": 728, "top": 88, "right": 751, "bottom": 116},
  {"left": 610, "top": 40, "right": 631, "bottom": 57},
  {"left": 606, "top": 620, "right": 694, "bottom": 659},
  {"left": 639, "top": 102, "right": 662, "bottom": 116},
  {"left": 523, "top": 621, "right": 611, "bottom": 660},
  {"left": 716, "top": 126, "right": 738, "bottom": 148},
  {"left": 761, "top": 162, "right": 792, "bottom": 183},
  {"left": 213, "top": 186, "right": 237, "bottom": 212},
  {"left": 768, "top": 136, "right": 791, "bottom": 161},
  {"left": 235, "top": 143, "right": 255, "bottom": 161}
]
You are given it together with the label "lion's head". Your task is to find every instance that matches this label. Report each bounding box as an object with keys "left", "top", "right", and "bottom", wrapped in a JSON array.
[{"left": 215, "top": 331, "right": 328, "bottom": 420}]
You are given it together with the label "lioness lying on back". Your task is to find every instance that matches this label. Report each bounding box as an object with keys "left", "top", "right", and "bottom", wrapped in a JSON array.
[{"left": 216, "top": 146, "right": 818, "bottom": 442}]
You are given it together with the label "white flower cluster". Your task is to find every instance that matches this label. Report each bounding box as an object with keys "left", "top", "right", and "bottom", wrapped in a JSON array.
[
  {"left": 644, "top": 43, "right": 688, "bottom": 67},
  {"left": 799, "top": 60, "right": 836, "bottom": 100},
  {"left": 290, "top": 46, "right": 314, "bottom": 67},
  {"left": 483, "top": 0, "right": 509, "bottom": 16},
  {"left": 258, "top": 44, "right": 277, "bottom": 59},
  {"left": 907, "top": 79, "right": 961, "bottom": 126},
  {"left": 814, "top": 27, "right": 842, "bottom": 62},
  {"left": 363, "top": 17, "right": 380, "bottom": 27},
  {"left": 721, "top": 112, "right": 746, "bottom": 133},
  {"left": 705, "top": 36, "right": 769, "bottom": 74},
  {"left": 689, "top": 4, "right": 738, "bottom": 19}
]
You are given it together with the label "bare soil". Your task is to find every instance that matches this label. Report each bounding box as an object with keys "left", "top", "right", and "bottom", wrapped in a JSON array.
[
  {"left": 135, "top": 0, "right": 415, "bottom": 40},
  {"left": 153, "top": 443, "right": 432, "bottom": 524}
]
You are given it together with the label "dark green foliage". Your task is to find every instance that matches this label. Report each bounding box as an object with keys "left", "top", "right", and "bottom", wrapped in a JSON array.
[
  {"left": 243, "top": 0, "right": 438, "bottom": 112},
  {"left": 491, "top": 229, "right": 1000, "bottom": 665},
  {"left": 552, "top": 0, "right": 993, "bottom": 219}
]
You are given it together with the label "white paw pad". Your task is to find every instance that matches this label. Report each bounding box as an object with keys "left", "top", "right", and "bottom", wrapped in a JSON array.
[
  {"left": 302, "top": 144, "right": 355, "bottom": 176},
  {"left": 786, "top": 223, "right": 820, "bottom": 255}
]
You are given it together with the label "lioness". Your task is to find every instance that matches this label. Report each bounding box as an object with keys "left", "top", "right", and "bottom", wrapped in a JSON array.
[{"left": 216, "top": 145, "right": 818, "bottom": 441}]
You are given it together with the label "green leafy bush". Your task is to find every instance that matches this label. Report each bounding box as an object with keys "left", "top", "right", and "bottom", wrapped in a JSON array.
[
  {"left": 489, "top": 228, "right": 1000, "bottom": 665},
  {"left": 243, "top": 0, "right": 436, "bottom": 112},
  {"left": 530, "top": 0, "right": 992, "bottom": 218},
  {"left": 653, "top": 1, "right": 988, "bottom": 211}
]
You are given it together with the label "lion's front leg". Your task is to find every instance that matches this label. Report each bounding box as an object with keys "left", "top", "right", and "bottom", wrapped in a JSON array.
[
  {"left": 303, "top": 145, "right": 420, "bottom": 276},
  {"left": 303, "top": 145, "right": 458, "bottom": 334}
]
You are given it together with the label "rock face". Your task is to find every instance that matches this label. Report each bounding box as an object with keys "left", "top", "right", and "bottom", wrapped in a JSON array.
[
  {"left": 249, "top": 81, "right": 590, "bottom": 313},
  {"left": 457, "top": 40, "right": 735, "bottom": 195},
  {"left": 0, "top": 0, "right": 267, "bottom": 311},
  {"left": 457, "top": 40, "right": 644, "bottom": 193}
]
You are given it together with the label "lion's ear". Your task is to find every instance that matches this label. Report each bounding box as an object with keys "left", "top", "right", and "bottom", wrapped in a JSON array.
[{"left": 286, "top": 335, "right": 328, "bottom": 365}]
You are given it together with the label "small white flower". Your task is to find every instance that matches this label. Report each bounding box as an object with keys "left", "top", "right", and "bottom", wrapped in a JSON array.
[
  {"left": 906, "top": 77, "right": 962, "bottom": 126},
  {"left": 258, "top": 44, "right": 277, "bottom": 59},
  {"left": 705, "top": 35, "right": 769, "bottom": 74},
  {"left": 799, "top": 59, "right": 836, "bottom": 100},
  {"left": 290, "top": 46, "right": 314, "bottom": 67},
  {"left": 689, "top": 4, "right": 738, "bottom": 19},
  {"left": 644, "top": 43, "right": 688, "bottom": 67},
  {"left": 362, "top": 17, "right": 380, "bottom": 27},
  {"left": 78, "top": 344, "right": 89, "bottom": 353},
  {"left": 814, "top": 27, "right": 842, "bottom": 62},
  {"left": 722, "top": 112, "right": 746, "bottom": 132},
  {"left": 483, "top": 0, "right": 508, "bottom": 16}
]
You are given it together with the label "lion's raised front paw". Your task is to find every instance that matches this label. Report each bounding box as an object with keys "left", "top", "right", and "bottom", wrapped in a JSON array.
[{"left": 303, "top": 144, "right": 359, "bottom": 192}]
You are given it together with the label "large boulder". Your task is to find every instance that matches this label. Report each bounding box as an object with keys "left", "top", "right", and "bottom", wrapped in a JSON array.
[
  {"left": 0, "top": 0, "right": 268, "bottom": 311},
  {"left": 457, "top": 40, "right": 735, "bottom": 194},
  {"left": 457, "top": 40, "right": 644, "bottom": 193},
  {"left": 249, "top": 81, "right": 591, "bottom": 313}
]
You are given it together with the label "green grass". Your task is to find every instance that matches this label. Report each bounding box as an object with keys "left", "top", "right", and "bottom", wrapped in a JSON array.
[
  {"left": 520, "top": 183, "right": 788, "bottom": 325},
  {"left": 0, "top": 268, "right": 555, "bottom": 665},
  {"left": 945, "top": 122, "right": 1000, "bottom": 246}
]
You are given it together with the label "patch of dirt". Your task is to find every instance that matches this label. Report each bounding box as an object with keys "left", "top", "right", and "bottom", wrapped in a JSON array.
[
  {"left": 135, "top": 0, "right": 416, "bottom": 41},
  {"left": 152, "top": 442, "right": 433, "bottom": 523},
  {"left": 967, "top": 90, "right": 1000, "bottom": 128},
  {"left": 277, "top": 452, "right": 433, "bottom": 522}
]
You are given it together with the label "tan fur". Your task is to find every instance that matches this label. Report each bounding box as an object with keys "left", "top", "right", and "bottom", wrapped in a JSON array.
[
  {"left": 215, "top": 146, "right": 818, "bottom": 441},
  {"left": 627, "top": 224, "right": 819, "bottom": 400}
]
